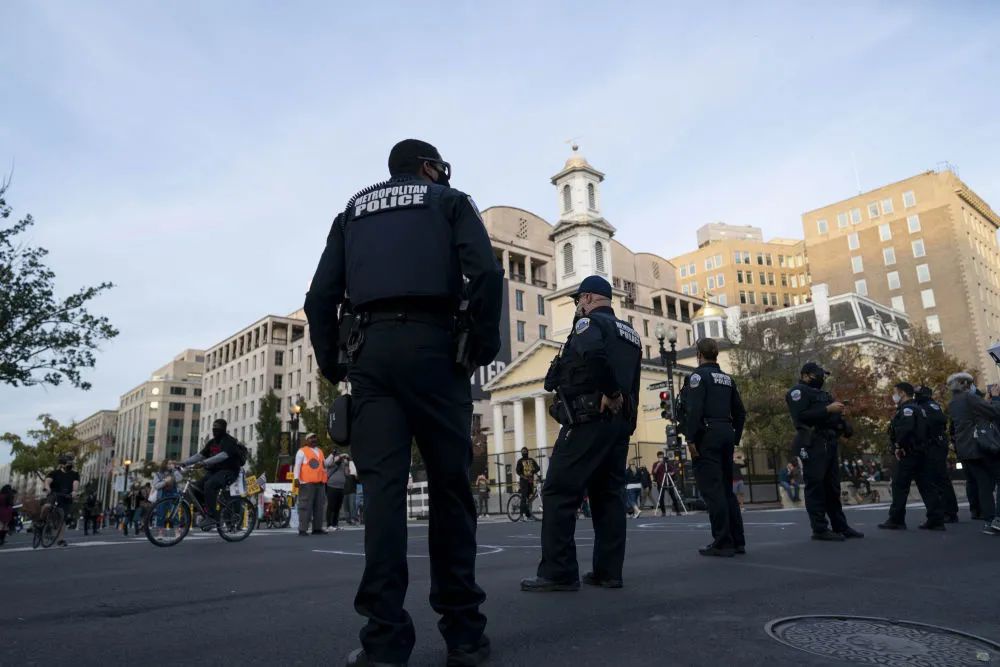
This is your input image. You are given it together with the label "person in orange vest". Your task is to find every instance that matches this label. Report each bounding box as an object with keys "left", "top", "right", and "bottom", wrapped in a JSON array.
[{"left": 295, "top": 433, "right": 328, "bottom": 536}]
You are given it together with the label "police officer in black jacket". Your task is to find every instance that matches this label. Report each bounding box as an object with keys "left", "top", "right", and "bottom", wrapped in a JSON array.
[
  {"left": 786, "top": 362, "right": 864, "bottom": 541},
  {"left": 520, "top": 275, "right": 641, "bottom": 592},
  {"left": 683, "top": 337, "right": 747, "bottom": 557},
  {"left": 916, "top": 385, "right": 959, "bottom": 523},
  {"left": 878, "top": 382, "right": 946, "bottom": 531},
  {"left": 305, "top": 139, "right": 503, "bottom": 667}
]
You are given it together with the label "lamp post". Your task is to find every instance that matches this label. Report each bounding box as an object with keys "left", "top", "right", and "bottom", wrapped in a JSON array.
[
  {"left": 122, "top": 459, "right": 132, "bottom": 499},
  {"left": 290, "top": 401, "right": 302, "bottom": 450},
  {"left": 655, "top": 322, "right": 679, "bottom": 420}
]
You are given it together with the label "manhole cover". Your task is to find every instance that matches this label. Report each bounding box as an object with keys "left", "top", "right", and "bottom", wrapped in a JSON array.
[{"left": 765, "top": 615, "right": 999, "bottom": 666}]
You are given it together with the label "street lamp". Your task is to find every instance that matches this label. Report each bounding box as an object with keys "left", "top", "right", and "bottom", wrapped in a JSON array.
[
  {"left": 122, "top": 459, "right": 132, "bottom": 499},
  {"left": 655, "top": 323, "right": 679, "bottom": 421},
  {"left": 290, "top": 401, "right": 302, "bottom": 450}
]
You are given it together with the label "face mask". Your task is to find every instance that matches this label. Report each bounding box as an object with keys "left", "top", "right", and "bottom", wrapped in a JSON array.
[
  {"left": 969, "top": 384, "right": 978, "bottom": 395},
  {"left": 807, "top": 375, "right": 825, "bottom": 389},
  {"left": 212, "top": 428, "right": 224, "bottom": 439},
  {"left": 892, "top": 394, "right": 902, "bottom": 404},
  {"left": 64, "top": 463, "right": 73, "bottom": 470}
]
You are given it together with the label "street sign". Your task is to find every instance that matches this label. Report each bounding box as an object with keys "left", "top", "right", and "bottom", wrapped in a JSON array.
[{"left": 648, "top": 380, "right": 670, "bottom": 390}]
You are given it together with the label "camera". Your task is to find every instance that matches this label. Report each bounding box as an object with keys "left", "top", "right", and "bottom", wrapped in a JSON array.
[{"left": 989, "top": 342, "right": 1000, "bottom": 366}]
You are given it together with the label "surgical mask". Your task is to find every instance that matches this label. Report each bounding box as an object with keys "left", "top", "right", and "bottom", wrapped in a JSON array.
[
  {"left": 892, "top": 394, "right": 902, "bottom": 404},
  {"left": 807, "top": 375, "right": 825, "bottom": 389}
]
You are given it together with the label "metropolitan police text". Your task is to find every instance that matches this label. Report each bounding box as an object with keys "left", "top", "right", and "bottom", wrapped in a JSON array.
[{"left": 353, "top": 184, "right": 428, "bottom": 216}]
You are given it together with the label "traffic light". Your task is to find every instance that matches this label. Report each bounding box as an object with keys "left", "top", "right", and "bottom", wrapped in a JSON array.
[{"left": 659, "top": 390, "right": 671, "bottom": 419}]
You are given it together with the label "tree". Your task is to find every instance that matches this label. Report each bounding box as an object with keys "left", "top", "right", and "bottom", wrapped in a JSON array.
[
  {"left": 298, "top": 376, "right": 341, "bottom": 452},
  {"left": 254, "top": 391, "right": 282, "bottom": 478},
  {"left": 0, "top": 179, "right": 119, "bottom": 389},
  {"left": 2, "top": 414, "right": 96, "bottom": 480},
  {"left": 892, "top": 325, "right": 971, "bottom": 398}
]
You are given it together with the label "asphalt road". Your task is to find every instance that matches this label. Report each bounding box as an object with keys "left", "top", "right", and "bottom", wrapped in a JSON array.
[{"left": 1, "top": 501, "right": 997, "bottom": 667}]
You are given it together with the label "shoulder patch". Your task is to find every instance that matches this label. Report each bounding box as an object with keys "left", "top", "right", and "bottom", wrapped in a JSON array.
[
  {"left": 575, "top": 318, "right": 591, "bottom": 334},
  {"left": 903, "top": 407, "right": 914, "bottom": 417},
  {"left": 689, "top": 373, "right": 702, "bottom": 388},
  {"left": 467, "top": 196, "right": 485, "bottom": 224},
  {"left": 790, "top": 389, "right": 802, "bottom": 402},
  {"left": 931, "top": 404, "right": 941, "bottom": 411},
  {"left": 711, "top": 372, "right": 733, "bottom": 386}
]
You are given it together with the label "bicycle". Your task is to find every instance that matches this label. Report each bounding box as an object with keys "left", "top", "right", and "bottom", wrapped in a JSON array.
[
  {"left": 143, "top": 468, "right": 257, "bottom": 547},
  {"left": 263, "top": 489, "right": 292, "bottom": 529},
  {"left": 32, "top": 494, "right": 70, "bottom": 549},
  {"left": 506, "top": 482, "right": 544, "bottom": 522}
]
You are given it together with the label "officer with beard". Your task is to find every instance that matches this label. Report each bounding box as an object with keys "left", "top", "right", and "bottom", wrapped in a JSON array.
[
  {"left": 916, "top": 385, "right": 959, "bottom": 523},
  {"left": 305, "top": 139, "right": 503, "bottom": 667},
  {"left": 520, "top": 275, "right": 642, "bottom": 592},
  {"left": 786, "top": 362, "right": 864, "bottom": 541}
]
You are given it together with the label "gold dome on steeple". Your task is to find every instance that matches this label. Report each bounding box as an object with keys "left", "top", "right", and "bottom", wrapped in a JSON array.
[
  {"left": 564, "top": 143, "right": 592, "bottom": 170},
  {"left": 696, "top": 293, "right": 726, "bottom": 319}
]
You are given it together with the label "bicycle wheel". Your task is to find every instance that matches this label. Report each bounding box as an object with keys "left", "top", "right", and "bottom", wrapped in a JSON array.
[
  {"left": 32, "top": 525, "right": 42, "bottom": 549},
  {"left": 530, "top": 493, "right": 544, "bottom": 520},
  {"left": 275, "top": 504, "right": 291, "bottom": 529},
  {"left": 217, "top": 497, "right": 257, "bottom": 542},
  {"left": 144, "top": 497, "right": 192, "bottom": 547},
  {"left": 42, "top": 507, "right": 64, "bottom": 548},
  {"left": 506, "top": 494, "right": 523, "bottom": 522}
]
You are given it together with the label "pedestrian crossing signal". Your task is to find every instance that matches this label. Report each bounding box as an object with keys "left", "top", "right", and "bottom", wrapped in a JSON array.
[{"left": 659, "top": 391, "right": 671, "bottom": 420}]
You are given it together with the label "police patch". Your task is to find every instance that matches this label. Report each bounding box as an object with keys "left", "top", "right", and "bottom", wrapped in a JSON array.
[
  {"left": 790, "top": 389, "right": 802, "bottom": 402},
  {"left": 931, "top": 404, "right": 941, "bottom": 411},
  {"left": 903, "top": 407, "right": 914, "bottom": 417},
  {"left": 689, "top": 373, "right": 701, "bottom": 388},
  {"left": 575, "top": 318, "right": 591, "bottom": 334}
]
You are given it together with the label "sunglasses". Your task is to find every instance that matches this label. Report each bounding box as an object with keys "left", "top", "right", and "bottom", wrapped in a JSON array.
[{"left": 417, "top": 156, "right": 451, "bottom": 179}]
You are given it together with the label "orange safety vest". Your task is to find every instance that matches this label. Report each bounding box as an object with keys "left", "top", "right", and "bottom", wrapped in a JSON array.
[{"left": 298, "top": 447, "right": 328, "bottom": 484}]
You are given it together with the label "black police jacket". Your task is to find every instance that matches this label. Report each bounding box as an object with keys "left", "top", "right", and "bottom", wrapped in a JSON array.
[
  {"left": 889, "top": 399, "right": 928, "bottom": 452},
  {"left": 917, "top": 397, "right": 947, "bottom": 445},
  {"left": 305, "top": 175, "right": 504, "bottom": 380},
  {"left": 545, "top": 307, "right": 642, "bottom": 433},
  {"left": 681, "top": 362, "right": 746, "bottom": 446},
  {"left": 786, "top": 382, "right": 853, "bottom": 444}
]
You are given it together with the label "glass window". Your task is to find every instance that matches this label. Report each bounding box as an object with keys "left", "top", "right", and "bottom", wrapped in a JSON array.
[
  {"left": 714, "top": 254, "right": 722, "bottom": 267},
  {"left": 891, "top": 296, "right": 905, "bottom": 312},
  {"left": 516, "top": 321, "right": 525, "bottom": 342},
  {"left": 850, "top": 208, "right": 862, "bottom": 224},
  {"left": 690, "top": 283, "right": 699, "bottom": 295},
  {"left": 903, "top": 190, "right": 917, "bottom": 208},
  {"left": 762, "top": 293, "right": 770, "bottom": 306},
  {"left": 707, "top": 276, "right": 716, "bottom": 289},
  {"left": 680, "top": 264, "right": 687, "bottom": 278},
  {"left": 748, "top": 291, "right": 757, "bottom": 305},
  {"left": 562, "top": 184, "right": 571, "bottom": 212},
  {"left": 733, "top": 251, "right": 742, "bottom": 264},
  {"left": 907, "top": 215, "right": 921, "bottom": 233},
  {"left": 275, "top": 351, "right": 284, "bottom": 366},
  {"left": 917, "top": 264, "right": 931, "bottom": 283},
  {"left": 537, "top": 294, "right": 545, "bottom": 315},
  {"left": 767, "top": 273, "right": 775, "bottom": 286},
  {"left": 816, "top": 219, "right": 828, "bottom": 234},
  {"left": 883, "top": 247, "right": 896, "bottom": 265},
  {"left": 781, "top": 274, "right": 788, "bottom": 287},
  {"left": 912, "top": 239, "right": 926, "bottom": 258},
  {"left": 848, "top": 233, "right": 860, "bottom": 250},
  {"left": 790, "top": 275, "right": 798, "bottom": 288},
  {"left": 921, "top": 289, "right": 936, "bottom": 308},
  {"left": 746, "top": 271, "right": 753, "bottom": 284},
  {"left": 887, "top": 271, "right": 901, "bottom": 290},
  {"left": 716, "top": 294, "right": 728, "bottom": 306},
  {"left": 717, "top": 274, "right": 725, "bottom": 287},
  {"left": 539, "top": 324, "right": 547, "bottom": 339},
  {"left": 756, "top": 253, "right": 764, "bottom": 265},
  {"left": 881, "top": 198, "right": 894, "bottom": 215},
  {"left": 837, "top": 212, "right": 849, "bottom": 229},
  {"left": 689, "top": 263, "right": 696, "bottom": 275},
  {"left": 682, "top": 285, "right": 689, "bottom": 295},
  {"left": 742, "top": 251, "right": 751, "bottom": 264},
  {"left": 515, "top": 289, "right": 524, "bottom": 311},
  {"left": 595, "top": 241, "right": 605, "bottom": 273},
  {"left": 274, "top": 374, "right": 283, "bottom": 389},
  {"left": 737, "top": 270, "right": 744, "bottom": 284},
  {"left": 563, "top": 243, "right": 574, "bottom": 275},
  {"left": 926, "top": 315, "right": 941, "bottom": 334},
  {"left": 765, "top": 254, "right": 773, "bottom": 266},
  {"left": 854, "top": 279, "right": 868, "bottom": 296},
  {"left": 851, "top": 256, "right": 864, "bottom": 273},
  {"left": 739, "top": 291, "right": 747, "bottom": 304},
  {"left": 879, "top": 224, "right": 892, "bottom": 241},
  {"left": 704, "top": 257, "right": 713, "bottom": 271},
  {"left": 867, "top": 202, "right": 880, "bottom": 218},
  {"left": 587, "top": 183, "right": 596, "bottom": 210}
]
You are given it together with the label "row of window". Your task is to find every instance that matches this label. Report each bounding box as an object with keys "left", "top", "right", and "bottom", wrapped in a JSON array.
[
  {"left": 206, "top": 348, "right": 314, "bottom": 391},
  {"left": 679, "top": 251, "right": 806, "bottom": 278},
  {"left": 515, "top": 322, "right": 548, "bottom": 343},
  {"left": 738, "top": 291, "right": 795, "bottom": 307},
  {"left": 817, "top": 193, "right": 918, "bottom": 234},
  {"left": 561, "top": 182, "right": 598, "bottom": 213},
  {"left": 514, "top": 289, "right": 546, "bottom": 315}
]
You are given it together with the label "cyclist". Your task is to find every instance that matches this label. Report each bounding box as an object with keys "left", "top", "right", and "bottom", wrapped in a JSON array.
[
  {"left": 44, "top": 454, "right": 80, "bottom": 547},
  {"left": 178, "top": 419, "right": 242, "bottom": 530},
  {"left": 516, "top": 448, "right": 540, "bottom": 520}
]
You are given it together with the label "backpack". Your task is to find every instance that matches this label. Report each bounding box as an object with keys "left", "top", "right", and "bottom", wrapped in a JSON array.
[{"left": 234, "top": 441, "right": 250, "bottom": 466}]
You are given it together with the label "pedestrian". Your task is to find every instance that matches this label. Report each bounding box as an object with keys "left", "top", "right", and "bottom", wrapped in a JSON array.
[
  {"left": 475, "top": 474, "right": 490, "bottom": 517},
  {"left": 681, "top": 338, "right": 747, "bottom": 557},
  {"left": 520, "top": 275, "right": 642, "bottom": 592},
  {"left": 44, "top": 455, "right": 80, "bottom": 547},
  {"left": 343, "top": 456, "right": 359, "bottom": 525},
  {"left": 0, "top": 484, "right": 14, "bottom": 546},
  {"left": 82, "top": 493, "right": 99, "bottom": 535},
  {"left": 778, "top": 462, "right": 800, "bottom": 502},
  {"left": 786, "top": 362, "right": 864, "bottom": 542},
  {"left": 624, "top": 463, "right": 642, "bottom": 519},
  {"left": 325, "top": 450, "right": 349, "bottom": 530},
  {"left": 150, "top": 461, "right": 182, "bottom": 531},
  {"left": 946, "top": 372, "right": 1000, "bottom": 535},
  {"left": 294, "top": 433, "right": 328, "bottom": 536},
  {"left": 915, "top": 385, "right": 959, "bottom": 523},
  {"left": 638, "top": 464, "right": 653, "bottom": 509},
  {"left": 304, "top": 138, "right": 502, "bottom": 666},
  {"left": 516, "top": 448, "right": 540, "bottom": 520},
  {"left": 878, "top": 382, "right": 946, "bottom": 531},
  {"left": 732, "top": 456, "right": 747, "bottom": 511}
]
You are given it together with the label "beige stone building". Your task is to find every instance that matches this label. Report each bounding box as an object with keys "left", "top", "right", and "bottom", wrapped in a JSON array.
[
  {"left": 801, "top": 168, "right": 1000, "bottom": 374},
  {"left": 115, "top": 349, "right": 205, "bottom": 465},
  {"left": 75, "top": 409, "right": 117, "bottom": 504},
  {"left": 670, "top": 223, "right": 812, "bottom": 313}
]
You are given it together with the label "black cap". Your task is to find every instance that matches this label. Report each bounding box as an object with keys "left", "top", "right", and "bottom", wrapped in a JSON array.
[
  {"left": 570, "top": 275, "right": 613, "bottom": 299},
  {"left": 915, "top": 385, "right": 933, "bottom": 398},
  {"left": 895, "top": 382, "right": 915, "bottom": 396},
  {"left": 389, "top": 139, "right": 441, "bottom": 175},
  {"left": 800, "top": 362, "right": 829, "bottom": 377}
]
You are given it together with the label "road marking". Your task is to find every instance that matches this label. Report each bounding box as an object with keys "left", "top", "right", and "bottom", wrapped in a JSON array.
[{"left": 312, "top": 545, "right": 504, "bottom": 558}]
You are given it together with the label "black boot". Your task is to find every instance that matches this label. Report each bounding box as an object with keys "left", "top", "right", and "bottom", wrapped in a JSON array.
[
  {"left": 520, "top": 576, "right": 580, "bottom": 592},
  {"left": 811, "top": 530, "right": 846, "bottom": 541},
  {"left": 447, "top": 635, "right": 491, "bottom": 667},
  {"left": 345, "top": 648, "right": 406, "bottom": 667}
]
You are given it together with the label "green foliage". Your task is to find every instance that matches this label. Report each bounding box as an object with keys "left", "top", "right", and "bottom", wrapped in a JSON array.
[
  {"left": 254, "top": 390, "right": 282, "bottom": 478},
  {"left": 0, "top": 180, "right": 119, "bottom": 389},
  {"left": 298, "top": 376, "right": 340, "bottom": 452},
  {"left": 2, "top": 414, "right": 96, "bottom": 479},
  {"left": 892, "top": 325, "right": 971, "bottom": 398}
]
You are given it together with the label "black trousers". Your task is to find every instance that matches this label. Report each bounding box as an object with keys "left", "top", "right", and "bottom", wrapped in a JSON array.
[
  {"left": 888, "top": 449, "right": 944, "bottom": 526},
  {"left": 83, "top": 513, "right": 98, "bottom": 534},
  {"left": 965, "top": 455, "right": 1000, "bottom": 522},
  {"left": 326, "top": 487, "right": 345, "bottom": 527},
  {"left": 926, "top": 443, "right": 958, "bottom": 518},
  {"left": 964, "top": 465, "right": 981, "bottom": 516},
  {"left": 538, "top": 418, "right": 629, "bottom": 583},
  {"left": 800, "top": 434, "right": 849, "bottom": 534},
  {"left": 192, "top": 469, "right": 238, "bottom": 519},
  {"left": 692, "top": 424, "right": 744, "bottom": 548},
  {"left": 518, "top": 482, "right": 535, "bottom": 517},
  {"left": 349, "top": 319, "right": 485, "bottom": 663}
]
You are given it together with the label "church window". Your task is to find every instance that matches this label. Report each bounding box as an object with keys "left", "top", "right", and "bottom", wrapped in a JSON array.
[
  {"left": 563, "top": 243, "right": 574, "bottom": 276},
  {"left": 595, "top": 241, "right": 605, "bottom": 273},
  {"left": 562, "top": 185, "right": 571, "bottom": 212},
  {"left": 587, "top": 183, "right": 596, "bottom": 210}
]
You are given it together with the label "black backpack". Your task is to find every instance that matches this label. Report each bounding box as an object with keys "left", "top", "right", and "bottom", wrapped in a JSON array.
[{"left": 234, "top": 440, "right": 249, "bottom": 466}]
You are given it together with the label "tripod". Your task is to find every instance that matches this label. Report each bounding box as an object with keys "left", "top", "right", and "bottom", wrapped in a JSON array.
[{"left": 655, "top": 469, "right": 688, "bottom": 516}]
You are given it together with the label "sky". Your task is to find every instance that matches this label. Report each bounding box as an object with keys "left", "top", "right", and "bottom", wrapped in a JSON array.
[{"left": 1, "top": 1, "right": 999, "bottom": 462}]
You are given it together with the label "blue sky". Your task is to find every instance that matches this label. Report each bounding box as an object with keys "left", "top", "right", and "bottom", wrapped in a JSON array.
[{"left": 2, "top": 2, "right": 998, "bottom": 462}]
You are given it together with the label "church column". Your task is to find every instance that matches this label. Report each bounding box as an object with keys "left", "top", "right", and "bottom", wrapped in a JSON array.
[
  {"left": 491, "top": 402, "right": 504, "bottom": 457},
  {"left": 526, "top": 256, "right": 533, "bottom": 283},
  {"left": 534, "top": 395, "right": 548, "bottom": 476},
  {"left": 512, "top": 398, "right": 526, "bottom": 455},
  {"left": 502, "top": 249, "right": 511, "bottom": 277}
]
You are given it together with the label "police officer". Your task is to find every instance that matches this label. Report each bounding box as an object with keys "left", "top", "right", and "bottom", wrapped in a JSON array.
[
  {"left": 305, "top": 139, "right": 503, "bottom": 667},
  {"left": 878, "top": 382, "right": 946, "bottom": 531},
  {"left": 520, "top": 275, "right": 641, "bottom": 592},
  {"left": 916, "top": 385, "right": 959, "bottom": 523},
  {"left": 786, "top": 363, "right": 864, "bottom": 541},
  {"left": 682, "top": 337, "right": 747, "bottom": 557}
]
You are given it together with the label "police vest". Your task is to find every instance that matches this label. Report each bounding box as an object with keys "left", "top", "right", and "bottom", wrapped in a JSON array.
[
  {"left": 342, "top": 176, "right": 462, "bottom": 307},
  {"left": 299, "top": 447, "right": 327, "bottom": 484}
]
